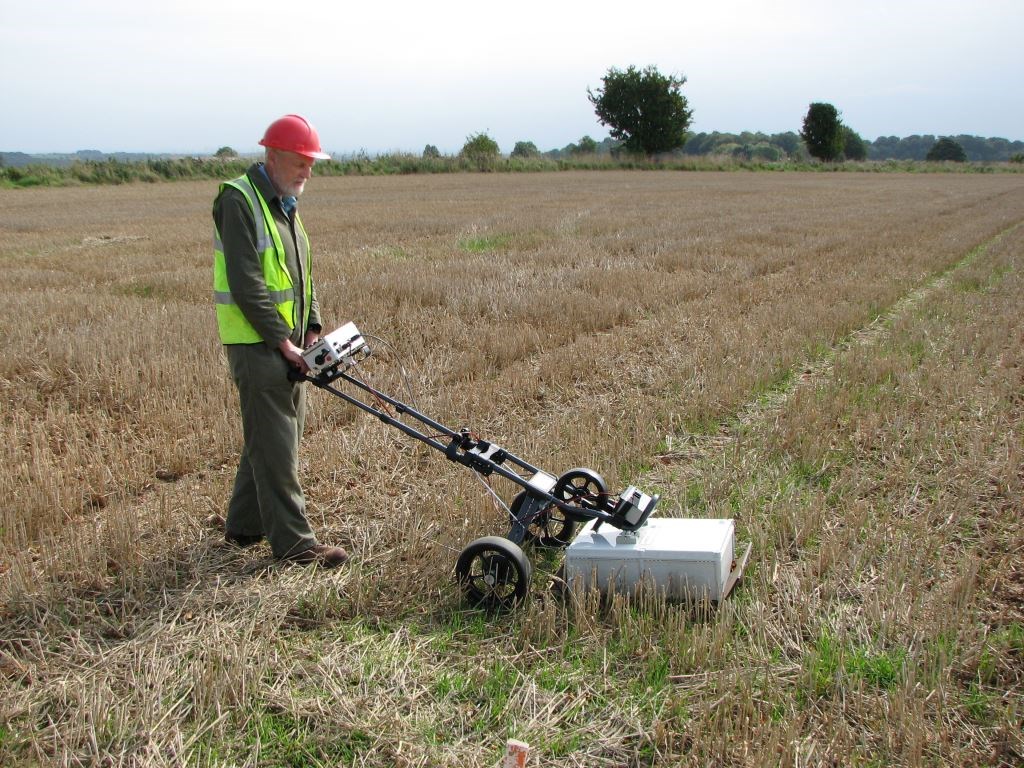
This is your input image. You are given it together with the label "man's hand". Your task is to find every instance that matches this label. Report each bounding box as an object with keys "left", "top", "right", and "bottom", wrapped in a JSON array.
[
  {"left": 278, "top": 339, "right": 309, "bottom": 373},
  {"left": 303, "top": 329, "right": 321, "bottom": 349}
]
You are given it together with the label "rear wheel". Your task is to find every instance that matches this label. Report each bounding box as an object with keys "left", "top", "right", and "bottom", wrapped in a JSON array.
[
  {"left": 553, "top": 468, "right": 608, "bottom": 521},
  {"left": 455, "top": 536, "right": 532, "bottom": 610}
]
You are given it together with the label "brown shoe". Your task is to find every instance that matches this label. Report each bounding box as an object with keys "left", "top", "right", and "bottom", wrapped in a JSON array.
[{"left": 284, "top": 544, "right": 349, "bottom": 569}]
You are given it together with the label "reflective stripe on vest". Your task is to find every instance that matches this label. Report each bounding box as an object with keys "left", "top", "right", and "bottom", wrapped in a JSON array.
[{"left": 212, "top": 174, "right": 313, "bottom": 344}]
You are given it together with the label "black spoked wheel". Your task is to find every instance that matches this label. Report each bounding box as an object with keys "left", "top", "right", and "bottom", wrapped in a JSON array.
[
  {"left": 508, "top": 491, "right": 577, "bottom": 548},
  {"left": 553, "top": 468, "right": 609, "bottom": 521},
  {"left": 455, "top": 536, "right": 532, "bottom": 610}
]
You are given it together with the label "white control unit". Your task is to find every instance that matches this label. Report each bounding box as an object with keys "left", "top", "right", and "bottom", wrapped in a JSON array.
[
  {"left": 302, "top": 322, "right": 370, "bottom": 376},
  {"left": 564, "top": 517, "right": 745, "bottom": 601}
]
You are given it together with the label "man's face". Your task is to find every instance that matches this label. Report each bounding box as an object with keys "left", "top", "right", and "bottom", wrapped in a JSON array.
[{"left": 265, "top": 149, "right": 315, "bottom": 197}]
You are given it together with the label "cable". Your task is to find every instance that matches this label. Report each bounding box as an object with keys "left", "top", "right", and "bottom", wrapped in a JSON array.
[{"left": 474, "top": 472, "right": 511, "bottom": 518}]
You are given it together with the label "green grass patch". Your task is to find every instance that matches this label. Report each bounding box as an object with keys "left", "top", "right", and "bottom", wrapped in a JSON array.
[
  {"left": 242, "top": 710, "right": 375, "bottom": 767},
  {"left": 953, "top": 263, "right": 1014, "bottom": 293},
  {"left": 470, "top": 658, "right": 518, "bottom": 732},
  {"left": 245, "top": 710, "right": 324, "bottom": 767},
  {"left": 807, "top": 630, "right": 844, "bottom": 697},
  {"left": 543, "top": 729, "right": 587, "bottom": 758},
  {"left": 617, "top": 458, "right": 655, "bottom": 486},
  {"left": 680, "top": 414, "right": 721, "bottom": 436},
  {"left": 370, "top": 245, "right": 411, "bottom": 261},
  {"left": 682, "top": 481, "right": 707, "bottom": 514},
  {"left": 533, "top": 662, "right": 578, "bottom": 694},
  {"left": 978, "top": 622, "right": 1024, "bottom": 684},
  {"left": 850, "top": 377, "right": 897, "bottom": 408},
  {"left": 846, "top": 645, "right": 906, "bottom": 690},
  {"left": 952, "top": 273, "right": 986, "bottom": 293},
  {"left": 432, "top": 669, "right": 474, "bottom": 700},
  {"left": 963, "top": 681, "right": 997, "bottom": 723},
  {"left": 786, "top": 459, "right": 835, "bottom": 492},
  {"left": 459, "top": 234, "right": 511, "bottom": 253},
  {"left": 806, "top": 630, "right": 908, "bottom": 698},
  {"left": 430, "top": 610, "right": 494, "bottom": 653},
  {"left": 751, "top": 368, "right": 797, "bottom": 404},
  {"left": 562, "top": 638, "right": 604, "bottom": 677},
  {"left": 629, "top": 649, "right": 672, "bottom": 699}
]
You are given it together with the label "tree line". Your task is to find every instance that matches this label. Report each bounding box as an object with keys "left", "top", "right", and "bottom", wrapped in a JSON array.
[
  {"left": 867, "top": 134, "right": 1024, "bottom": 162},
  {"left": 577, "top": 66, "right": 1023, "bottom": 163},
  {"left": 447, "top": 117, "right": 1024, "bottom": 167},
  {"left": 523, "top": 130, "right": 1023, "bottom": 164}
]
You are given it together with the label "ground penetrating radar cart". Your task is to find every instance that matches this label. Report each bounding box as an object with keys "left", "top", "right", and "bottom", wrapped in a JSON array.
[{"left": 295, "top": 323, "right": 748, "bottom": 610}]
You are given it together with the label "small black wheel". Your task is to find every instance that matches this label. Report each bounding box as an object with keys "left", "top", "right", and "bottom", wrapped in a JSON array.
[
  {"left": 508, "top": 491, "right": 577, "bottom": 548},
  {"left": 455, "top": 536, "right": 532, "bottom": 610},
  {"left": 553, "top": 468, "right": 608, "bottom": 521}
]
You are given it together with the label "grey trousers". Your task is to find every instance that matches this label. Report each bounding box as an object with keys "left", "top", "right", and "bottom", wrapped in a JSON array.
[{"left": 225, "top": 343, "right": 317, "bottom": 558}]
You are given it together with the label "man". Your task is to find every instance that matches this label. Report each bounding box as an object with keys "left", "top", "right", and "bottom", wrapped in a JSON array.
[{"left": 212, "top": 113, "right": 347, "bottom": 568}]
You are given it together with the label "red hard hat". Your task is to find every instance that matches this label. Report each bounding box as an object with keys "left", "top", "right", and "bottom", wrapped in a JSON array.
[{"left": 258, "top": 114, "right": 331, "bottom": 160}]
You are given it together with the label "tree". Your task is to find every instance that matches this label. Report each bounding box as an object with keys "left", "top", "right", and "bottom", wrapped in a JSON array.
[
  {"left": 422, "top": 144, "right": 441, "bottom": 159},
  {"left": 926, "top": 137, "right": 967, "bottom": 162},
  {"left": 748, "top": 143, "right": 782, "bottom": 161},
  {"left": 214, "top": 146, "right": 238, "bottom": 159},
  {"left": 588, "top": 65, "right": 693, "bottom": 156},
  {"left": 800, "top": 103, "right": 844, "bottom": 161},
  {"left": 460, "top": 132, "right": 500, "bottom": 170},
  {"left": 574, "top": 135, "right": 598, "bottom": 155},
  {"left": 510, "top": 141, "right": 539, "bottom": 158},
  {"left": 842, "top": 126, "right": 867, "bottom": 161},
  {"left": 771, "top": 132, "right": 803, "bottom": 157}
]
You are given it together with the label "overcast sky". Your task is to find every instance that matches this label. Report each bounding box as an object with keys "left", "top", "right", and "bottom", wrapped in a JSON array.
[{"left": 2, "top": 0, "right": 1021, "bottom": 155}]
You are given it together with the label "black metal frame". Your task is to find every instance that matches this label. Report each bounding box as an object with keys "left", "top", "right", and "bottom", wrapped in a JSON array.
[{"left": 291, "top": 365, "right": 659, "bottom": 542}]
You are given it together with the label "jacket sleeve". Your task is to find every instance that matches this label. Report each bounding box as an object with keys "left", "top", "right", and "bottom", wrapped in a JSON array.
[
  {"left": 214, "top": 187, "right": 292, "bottom": 347},
  {"left": 308, "top": 279, "right": 321, "bottom": 332}
]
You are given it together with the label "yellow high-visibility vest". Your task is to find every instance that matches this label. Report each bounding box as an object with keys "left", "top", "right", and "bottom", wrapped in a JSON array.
[{"left": 212, "top": 174, "right": 312, "bottom": 344}]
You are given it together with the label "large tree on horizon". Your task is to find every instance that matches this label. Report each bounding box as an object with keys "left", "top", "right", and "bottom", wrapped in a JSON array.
[
  {"left": 926, "top": 137, "right": 967, "bottom": 162},
  {"left": 801, "top": 102, "right": 844, "bottom": 161},
  {"left": 588, "top": 65, "right": 693, "bottom": 156}
]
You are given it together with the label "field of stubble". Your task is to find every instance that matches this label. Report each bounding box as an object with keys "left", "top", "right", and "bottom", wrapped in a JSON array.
[{"left": 1, "top": 170, "right": 1022, "bottom": 767}]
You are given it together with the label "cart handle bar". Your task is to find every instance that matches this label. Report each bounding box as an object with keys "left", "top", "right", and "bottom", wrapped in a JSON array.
[{"left": 290, "top": 367, "right": 657, "bottom": 529}]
